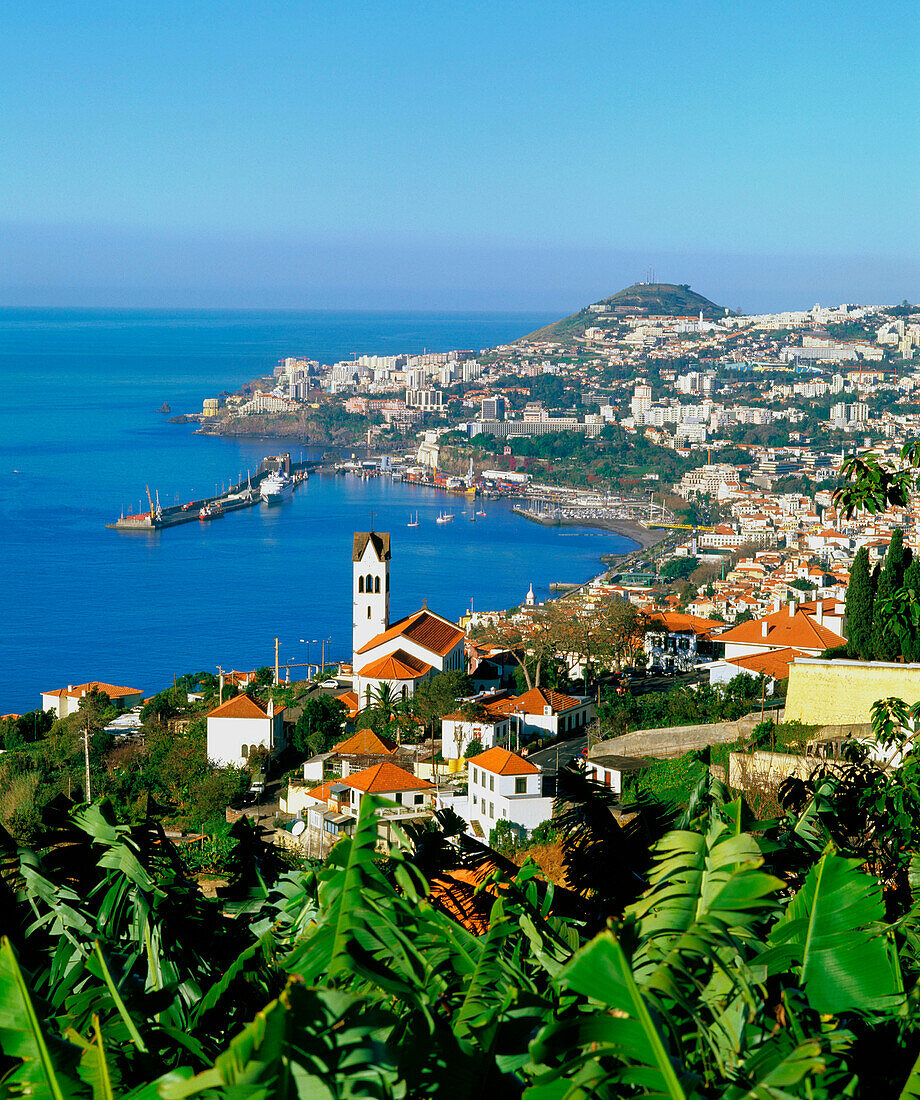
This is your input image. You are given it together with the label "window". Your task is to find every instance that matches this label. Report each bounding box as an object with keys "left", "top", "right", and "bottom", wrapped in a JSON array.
[
  {"left": 240, "top": 744, "right": 247, "bottom": 758},
  {"left": 358, "top": 576, "right": 364, "bottom": 593},
  {"left": 366, "top": 573, "right": 373, "bottom": 591},
  {"left": 514, "top": 777, "right": 526, "bottom": 794},
  {"left": 367, "top": 606, "right": 372, "bottom": 618},
  {"left": 471, "top": 767, "right": 477, "bottom": 785},
  {"left": 489, "top": 775, "right": 494, "bottom": 791},
  {"left": 489, "top": 802, "right": 494, "bottom": 818},
  {"left": 414, "top": 793, "right": 424, "bottom": 805},
  {"left": 374, "top": 577, "right": 380, "bottom": 593},
  {"left": 472, "top": 794, "right": 477, "bottom": 807}
]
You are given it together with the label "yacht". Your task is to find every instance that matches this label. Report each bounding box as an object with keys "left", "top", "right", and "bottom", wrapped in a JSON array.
[
  {"left": 407, "top": 511, "right": 419, "bottom": 527},
  {"left": 435, "top": 511, "right": 454, "bottom": 524}
]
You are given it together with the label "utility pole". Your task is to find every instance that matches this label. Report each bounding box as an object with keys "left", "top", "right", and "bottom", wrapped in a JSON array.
[
  {"left": 83, "top": 720, "right": 92, "bottom": 803},
  {"left": 216, "top": 665, "right": 225, "bottom": 704},
  {"left": 275, "top": 637, "right": 280, "bottom": 685}
]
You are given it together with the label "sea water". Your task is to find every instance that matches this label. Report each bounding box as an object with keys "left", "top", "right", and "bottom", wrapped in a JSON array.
[{"left": 0, "top": 309, "right": 634, "bottom": 711}]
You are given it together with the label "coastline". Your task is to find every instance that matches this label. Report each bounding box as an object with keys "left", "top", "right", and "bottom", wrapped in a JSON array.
[{"left": 512, "top": 510, "right": 667, "bottom": 551}]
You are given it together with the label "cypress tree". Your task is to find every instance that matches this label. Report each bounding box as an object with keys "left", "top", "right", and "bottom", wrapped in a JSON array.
[
  {"left": 900, "top": 559, "right": 920, "bottom": 663},
  {"left": 846, "top": 546, "right": 873, "bottom": 660},
  {"left": 888, "top": 527, "right": 910, "bottom": 588},
  {"left": 870, "top": 530, "right": 908, "bottom": 662},
  {"left": 871, "top": 565, "right": 898, "bottom": 661}
]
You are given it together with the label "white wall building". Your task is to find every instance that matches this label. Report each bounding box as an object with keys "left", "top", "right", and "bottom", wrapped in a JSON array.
[
  {"left": 464, "top": 747, "right": 554, "bottom": 839},
  {"left": 41, "top": 681, "right": 145, "bottom": 719},
  {"left": 205, "top": 694, "right": 285, "bottom": 768}
]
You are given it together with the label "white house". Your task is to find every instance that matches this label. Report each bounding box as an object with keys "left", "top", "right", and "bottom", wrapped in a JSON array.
[
  {"left": 293, "top": 760, "right": 436, "bottom": 855},
  {"left": 463, "top": 747, "right": 554, "bottom": 840},
  {"left": 351, "top": 530, "right": 466, "bottom": 704},
  {"left": 41, "top": 681, "right": 145, "bottom": 719},
  {"left": 585, "top": 751, "right": 652, "bottom": 796},
  {"left": 440, "top": 696, "right": 513, "bottom": 761},
  {"left": 205, "top": 694, "right": 285, "bottom": 768},
  {"left": 488, "top": 687, "right": 595, "bottom": 742}
]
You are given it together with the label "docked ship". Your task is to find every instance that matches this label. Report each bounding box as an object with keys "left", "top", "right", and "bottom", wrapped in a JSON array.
[{"left": 260, "top": 469, "right": 294, "bottom": 504}]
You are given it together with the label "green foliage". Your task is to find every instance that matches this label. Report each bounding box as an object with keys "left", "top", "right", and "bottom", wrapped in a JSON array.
[
  {"left": 846, "top": 546, "right": 874, "bottom": 659},
  {"left": 660, "top": 556, "right": 698, "bottom": 582},
  {"left": 291, "top": 695, "right": 347, "bottom": 756}
]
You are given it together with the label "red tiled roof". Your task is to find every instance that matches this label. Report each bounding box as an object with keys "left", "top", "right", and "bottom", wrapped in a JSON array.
[
  {"left": 335, "top": 690, "right": 360, "bottom": 717},
  {"left": 649, "top": 612, "right": 723, "bottom": 636},
  {"left": 357, "top": 649, "right": 433, "bottom": 680},
  {"left": 357, "top": 608, "right": 464, "bottom": 657},
  {"left": 333, "top": 728, "right": 397, "bottom": 755},
  {"left": 345, "top": 761, "right": 435, "bottom": 793},
  {"left": 42, "top": 682, "right": 143, "bottom": 699},
  {"left": 206, "top": 694, "right": 285, "bottom": 720},
  {"left": 716, "top": 608, "right": 844, "bottom": 651},
  {"left": 467, "top": 746, "right": 540, "bottom": 775},
  {"left": 725, "top": 647, "right": 810, "bottom": 681},
  {"left": 491, "top": 687, "right": 582, "bottom": 716}
]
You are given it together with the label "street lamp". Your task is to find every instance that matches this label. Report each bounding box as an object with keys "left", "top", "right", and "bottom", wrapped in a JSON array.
[{"left": 300, "top": 639, "right": 318, "bottom": 678}]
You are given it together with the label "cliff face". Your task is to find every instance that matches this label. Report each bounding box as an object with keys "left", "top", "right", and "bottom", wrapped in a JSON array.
[{"left": 198, "top": 412, "right": 364, "bottom": 445}]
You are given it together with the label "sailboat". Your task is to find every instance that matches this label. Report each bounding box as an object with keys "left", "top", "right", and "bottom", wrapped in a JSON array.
[
  {"left": 436, "top": 511, "right": 453, "bottom": 524},
  {"left": 476, "top": 507, "right": 487, "bottom": 517},
  {"left": 407, "top": 511, "right": 419, "bottom": 527}
]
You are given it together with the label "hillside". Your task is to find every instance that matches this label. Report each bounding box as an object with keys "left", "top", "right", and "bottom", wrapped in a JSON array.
[{"left": 519, "top": 282, "right": 730, "bottom": 343}]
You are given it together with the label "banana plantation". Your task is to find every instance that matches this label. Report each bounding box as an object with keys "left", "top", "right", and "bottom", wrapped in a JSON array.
[{"left": 3, "top": 697, "right": 920, "bottom": 1097}]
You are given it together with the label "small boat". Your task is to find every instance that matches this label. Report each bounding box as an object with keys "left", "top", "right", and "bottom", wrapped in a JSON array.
[
  {"left": 407, "top": 512, "right": 419, "bottom": 527},
  {"left": 476, "top": 509, "right": 486, "bottom": 517},
  {"left": 435, "top": 511, "right": 454, "bottom": 524},
  {"left": 199, "top": 504, "right": 214, "bottom": 521}
]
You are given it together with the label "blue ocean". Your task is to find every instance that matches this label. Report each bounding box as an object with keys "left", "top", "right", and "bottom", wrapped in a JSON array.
[{"left": 0, "top": 310, "right": 634, "bottom": 712}]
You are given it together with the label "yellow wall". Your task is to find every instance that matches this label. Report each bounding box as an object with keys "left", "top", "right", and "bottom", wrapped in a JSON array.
[{"left": 785, "top": 659, "right": 920, "bottom": 725}]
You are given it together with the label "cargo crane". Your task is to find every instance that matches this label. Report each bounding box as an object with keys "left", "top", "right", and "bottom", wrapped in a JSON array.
[
  {"left": 645, "top": 521, "right": 716, "bottom": 556},
  {"left": 144, "top": 484, "right": 163, "bottom": 526}
]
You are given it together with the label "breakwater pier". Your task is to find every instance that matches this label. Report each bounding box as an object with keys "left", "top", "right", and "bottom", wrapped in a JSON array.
[{"left": 107, "top": 454, "right": 318, "bottom": 531}]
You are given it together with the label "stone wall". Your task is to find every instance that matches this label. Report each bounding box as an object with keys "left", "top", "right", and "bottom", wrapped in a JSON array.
[{"left": 785, "top": 658, "right": 920, "bottom": 725}]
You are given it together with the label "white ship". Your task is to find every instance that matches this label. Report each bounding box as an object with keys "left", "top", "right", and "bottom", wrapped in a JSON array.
[{"left": 260, "top": 470, "right": 294, "bottom": 504}]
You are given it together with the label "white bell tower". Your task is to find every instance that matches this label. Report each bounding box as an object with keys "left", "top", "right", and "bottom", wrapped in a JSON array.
[{"left": 352, "top": 531, "right": 391, "bottom": 661}]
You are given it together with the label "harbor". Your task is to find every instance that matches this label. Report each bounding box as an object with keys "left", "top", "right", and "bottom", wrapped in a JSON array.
[{"left": 107, "top": 454, "right": 315, "bottom": 531}]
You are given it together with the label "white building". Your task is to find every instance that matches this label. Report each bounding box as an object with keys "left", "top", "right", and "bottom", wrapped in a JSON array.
[
  {"left": 351, "top": 531, "right": 466, "bottom": 704},
  {"left": 205, "top": 694, "right": 285, "bottom": 768},
  {"left": 41, "top": 681, "right": 145, "bottom": 719},
  {"left": 465, "top": 747, "right": 554, "bottom": 839}
]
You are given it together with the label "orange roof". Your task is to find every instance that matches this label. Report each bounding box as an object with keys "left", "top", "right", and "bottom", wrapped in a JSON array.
[
  {"left": 42, "top": 682, "right": 142, "bottom": 699},
  {"left": 357, "top": 648, "right": 433, "bottom": 680},
  {"left": 345, "top": 761, "right": 434, "bottom": 793},
  {"left": 649, "top": 612, "right": 723, "bottom": 637},
  {"left": 206, "top": 694, "right": 285, "bottom": 720},
  {"left": 491, "top": 687, "right": 582, "bottom": 716},
  {"left": 333, "top": 728, "right": 397, "bottom": 755},
  {"left": 357, "top": 608, "right": 464, "bottom": 657},
  {"left": 335, "top": 690, "right": 360, "bottom": 716},
  {"left": 726, "top": 647, "right": 810, "bottom": 680},
  {"left": 305, "top": 779, "right": 347, "bottom": 804},
  {"left": 716, "top": 608, "right": 844, "bottom": 651},
  {"left": 467, "top": 746, "right": 540, "bottom": 775}
]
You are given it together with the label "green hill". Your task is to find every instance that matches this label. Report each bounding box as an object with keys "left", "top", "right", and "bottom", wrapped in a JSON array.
[{"left": 519, "top": 282, "right": 730, "bottom": 343}]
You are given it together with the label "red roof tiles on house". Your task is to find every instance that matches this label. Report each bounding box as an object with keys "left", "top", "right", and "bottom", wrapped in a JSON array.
[
  {"left": 206, "top": 694, "right": 285, "bottom": 720},
  {"left": 345, "top": 761, "right": 435, "bottom": 793},
  {"left": 333, "top": 728, "right": 397, "bottom": 756},
  {"left": 467, "top": 746, "right": 540, "bottom": 776},
  {"left": 357, "top": 649, "right": 433, "bottom": 681},
  {"left": 42, "top": 682, "right": 142, "bottom": 699},
  {"left": 356, "top": 609, "right": 464, "bottom": 657}
]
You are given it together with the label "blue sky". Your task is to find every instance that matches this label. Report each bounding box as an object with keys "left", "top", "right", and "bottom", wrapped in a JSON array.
[{"left": 1, "top": 1, "right": 917, "bottom": 312}]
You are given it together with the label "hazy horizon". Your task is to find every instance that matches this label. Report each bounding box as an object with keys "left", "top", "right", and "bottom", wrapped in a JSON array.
[{"left": 2, "top": 2, "right": 917, "bottom": 313}]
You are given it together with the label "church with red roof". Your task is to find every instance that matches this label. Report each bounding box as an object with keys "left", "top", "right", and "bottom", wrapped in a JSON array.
[{"left": 351, "top": 531, "right": 466, "bottom": 704}]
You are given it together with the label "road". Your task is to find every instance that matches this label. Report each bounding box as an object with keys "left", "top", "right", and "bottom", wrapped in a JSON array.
[{"left": 529, "top": 734, "right": 588, "bottom": 777}]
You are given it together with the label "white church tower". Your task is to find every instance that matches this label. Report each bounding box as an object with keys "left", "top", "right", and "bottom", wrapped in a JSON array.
[{"left": 352, "top": 531, "right": 391, "bottom": 661}]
